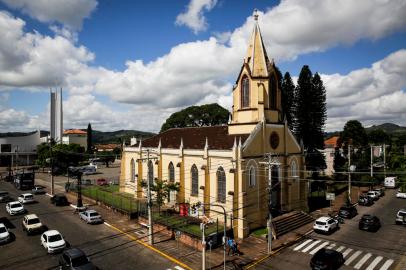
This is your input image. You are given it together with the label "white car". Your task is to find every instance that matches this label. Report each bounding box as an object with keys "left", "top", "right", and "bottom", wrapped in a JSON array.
[
  {"left": 79, "top": 210, "right": 103, "bottom": 224},
  {"left": 18, "top": 193, "right": 35, "bottom": 204},
  {"left": 367, "top": 191, "right": 379, "bottom": 200},
  {"left": 6, "top": 201, "right": 25, "bottom": 215},
  {"left": 313, "top": 217, "right": 339, "bottom": 234},
  {"left": 41, "top": 230, "right": 66, "bottom": 254},
  {"left": 396, "top": 209, "right": 406, "bottom": 224},
  {"left": 0, "top": 223, "right": 11, "bottom": 244},
  {"left": 396, "top": 191, "right": 406, "bottom": 199},
  {"left": 22, "top": 214, "right": 44, "bottom": 235}
]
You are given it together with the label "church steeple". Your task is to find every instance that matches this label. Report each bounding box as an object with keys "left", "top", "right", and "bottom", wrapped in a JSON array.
[{"left": 244, "top": 9, "right": 270, "bottom": 78}]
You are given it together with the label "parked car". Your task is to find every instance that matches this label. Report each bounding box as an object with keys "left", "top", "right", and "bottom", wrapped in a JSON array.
[
  {"left": 359, "top": 214, "right": 381, "bottom": 232},
  {"left": 18, "top": 193, "right": 35, "bottom": 204},
  {"left": 0, "top": 191, "right": 13, "bottom": 203},
  {"left": 313, "top": 217, "right": 339, "bottom": 234},
  {"left": 32, "top": 185, "right": 46, "bottom": 195},
  {"left": 50, "top": 194, "right": 69, "bottom": 206},
  {"left": 6, "top": 201, "right": 26, "bottom": 215},
  {"left": 22, "top": 214, "right": 44, "bottom": 235},
  {"left": 374, "top": 188, "right": 385, "bottom": 197},
  {"left": 59, "top": 248, "right": 98, "bottom": 269},
  {"left": 358, "top": 194, "right": 374, "bottom": 206},
  {"left": 367, "top": 191, "right": 379, "bottom": 201},
  {"left": 310, "top": 248, "right": 345, "bottom": 270},
  {"left": 96, "top": 178, "right": 108, "bottom": 186},
  {"left": 41, "top": 230, "right": 66, "bottom": 254},
  {"left": 396, "top": 209, "right": 406, "bottom": 225},
  {"left": 0, "top": 223, "right": 11, "bottom": 245},
  {"left": 338, "top": 205, "right": 358, "bottom": 219},
  {"left": 396, "top": 190, "right": 406, "bottom": 199},
  {"left": 79, "top": 210, "right": 103, "bottom": 224}
]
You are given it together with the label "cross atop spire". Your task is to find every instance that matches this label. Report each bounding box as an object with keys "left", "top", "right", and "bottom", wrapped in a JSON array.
[{"left": 253, "top": 9, "right": 259, "bottom": 21}]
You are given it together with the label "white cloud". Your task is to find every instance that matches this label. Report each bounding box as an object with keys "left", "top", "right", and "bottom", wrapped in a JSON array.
[
  {"left": 0, "top": 0, "right": 97, "bottom": 31},
  {"left": 176, "top": 0, "right": 217, "bottom": 34},
  {"left": 322, "top": 49, "right": 406, "bottom": 131}
]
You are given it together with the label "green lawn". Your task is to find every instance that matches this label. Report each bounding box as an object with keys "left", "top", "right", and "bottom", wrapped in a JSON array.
[{"left": 251, "top": 227, "right": 267, "bottom": 236}]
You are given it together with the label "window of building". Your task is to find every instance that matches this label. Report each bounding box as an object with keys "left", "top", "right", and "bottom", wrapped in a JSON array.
[
  {"left": 241, "top": 76, "right": 250, "bottom": 108},
  {"left": 191, "top": 164, "right": 198, "bottom": 196},
  {"left": 130, "top": 159, "right": 135, "bottom": 182},
  {"left": 168, "top": 162, "right": 175, "bottom": 182},
  {"left": 291, "top": 160, "right": 298, "bottom": 179},
  {"left": 249, "top": 166, "right": 256, "bottom": 187},
  {"left": 217, "top": 167, "right": 226, "bottom": 203},
  {"left": 269, "top": 75, "right": 277, "bottom": 109},
  {"left": 148, "top": 160, "right": 153, "bottom": 185}
]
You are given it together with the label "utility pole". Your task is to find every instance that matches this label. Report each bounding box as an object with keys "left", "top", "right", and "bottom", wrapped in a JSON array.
[
  {"left": 146, "top": 149, "right": 154, "bottom": 245},
  {"left": 77, "top": 172, "right": 83, "bottom": 208},
  {"left": 348, "top": 144, "right": 351, "bottom": 204},
  {"left": 201, "top": 223, "right": 206, "bottom": 270},
  {"left": 383, "top": 144, "right": 386, "bottom": 178},
  {"left": 49, "top": 139, "right": 55, "bottom": 195},
  {"left": 370, "top": 145, "right": 373, "bottom": 178}
]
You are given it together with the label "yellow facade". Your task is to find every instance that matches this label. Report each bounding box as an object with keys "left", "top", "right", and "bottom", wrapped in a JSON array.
[{"left": 120, "top": 19, "right": 307, "bottom": 239}]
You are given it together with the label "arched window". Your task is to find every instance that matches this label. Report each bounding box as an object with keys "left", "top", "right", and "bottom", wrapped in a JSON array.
[
  {"left": 130, "top": 159, "right": 135, "bottom": 182},
  {"left": 269, "top": 75, "right": 277, "bottom": 109},
  {"left": 147, "top": 160, "right": 153, "bottom": 185},
  {"left": 291, "top": 160, "right": 298, "bottom": 179},
  {"left": 191, "top": 164, "right": 198, "bottom": 196},
  {"left": 249, "top": 166, "right": 256, "bottom": 187},
  {"left": 217, "top": 167, "right": 226, "bottom": 203},
  {"left": 241, "top": 76, "right": 250, "bottom": 108},
  {"left": 168, "top": 162, "right": 175, "bottom": 182}
]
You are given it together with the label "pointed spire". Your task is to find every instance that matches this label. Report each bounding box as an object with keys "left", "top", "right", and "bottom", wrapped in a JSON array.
[
  {"left": 233, "top": 137, "right": 237, "bottom": 149},
  {"left": 158, "top": 138, "right": 161, "bottom": 149},
  {"left": 204, "top": 137, "right": 208, "bottom": 150},
  {"left": 180, "top": 137, "right": 183, "bottom": 149},
  {"left": 244, "top": 9, "right": 269, "bottom": 77}
]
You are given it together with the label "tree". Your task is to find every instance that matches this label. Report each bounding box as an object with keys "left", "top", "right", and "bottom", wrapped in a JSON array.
[
  {"left": 341, "top": 120, "right": 368, "bottom": 148},
  {"left": 368, "top": 129, "right": 391, "bottom": 144},
  {"left": 141, "top": 179, "right": 179, "bottom": 213},
  {"left": 294, "top": 66, "right": 327, "bottom": 172},
  {"left": 96, "top": 152, "right": 116, "bottom": 167},
  {"left": 160, "top": 103, "right": 229, "bottom": 132},
  {"left": 281, "top": 72, "right": 295, "bottom": 131},
  {"left": 36, "top": 143, "right": 51, "bottom": 167},
  {"left": 87, "top": 123, "right": 93, "bottom": 154}
]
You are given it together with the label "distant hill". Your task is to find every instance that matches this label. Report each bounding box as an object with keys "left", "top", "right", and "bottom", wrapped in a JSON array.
[
  {"left": 0, "top": 129, "right": 155, "bottom": 144},
  {"left": 325, "top": 123, "right": 406, "bottom": 139}
]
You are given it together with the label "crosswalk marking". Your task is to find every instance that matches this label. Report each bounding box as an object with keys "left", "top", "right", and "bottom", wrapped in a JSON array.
[
  {"left": 326, "top": 243, "right": 336, "bottom": 249},
  {"left": 293, "top": 239, "right": 313, "bottom": 251},
  {"left": 354, "top": 253, "right": 371, "bottom": 269},
  {"left": 309, "top": 241, "right": 330, "bottom": 255},
  {"left": 365, "top": 256, "right": 383, "bottom": 270},
  {"left": 342, "top": 248, "right": 353, "bottom": 258},
  {"left": 302, "top": 240, "right": 321, "bottom": 253},
  {"left": 345, "top": 250, "right": 362, "bottom": 266},
  {"left": 336, "top": 246, "right": 345, "bottom": 252},
  {"left": 380, "top": 259, "right": 394, "bottom": 270}
]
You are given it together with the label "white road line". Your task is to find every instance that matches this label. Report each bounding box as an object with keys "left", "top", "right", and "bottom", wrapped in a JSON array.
[
  {"left": 342, "top": 248, "right": 353, "bottom": 258},
  {"left": 345, "top": 250, "right": 362, "bottom": 266},
  {"left": 45, "top": 193, "right": 52, "bottom": 197},
  {"left": 174, "top": 266, "right": 185, "bottom": 270},
  {"left": 379, "top": 259, "right": 394, "bottom": 270},
  {"left": 366, "top": 256, "right": 383, "bottom": 270},
  {"left": 104, "top": 222, "right": 112, "bottom": 227},
  {"left": 309, "top": 241, "right": 330, "bottom": 255},
  {"left": 354, "top": 253, "right": 372, "bottom": 269},
  {"left": 326, "top": 243, "right": 336, "bottom": 249},
  {"left": 336, "top": 246, "right": 345, "bottom": 252},
  {"left": 302, "top": 240, "right": 321, "bottom": 253},
  {"left": 293, "top": 239, "right": 313, "bottom": 251}
]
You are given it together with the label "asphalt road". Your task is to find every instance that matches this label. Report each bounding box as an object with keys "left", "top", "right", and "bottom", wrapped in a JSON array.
[
  {"left": 254, "top": 189, "right": 406, "bottom": 270},
  {"left": 0, "top": 181, "right": 183, "bottom": 270}
]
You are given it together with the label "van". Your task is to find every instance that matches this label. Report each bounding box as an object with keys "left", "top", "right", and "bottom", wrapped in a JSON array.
[{"left": 384, "top": 177, "right": 397, "bottom": 188}]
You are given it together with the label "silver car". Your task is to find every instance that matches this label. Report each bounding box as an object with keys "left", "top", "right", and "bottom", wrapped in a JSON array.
[{"left": 396, "top": 209, "right": 406, "bottom": 225}]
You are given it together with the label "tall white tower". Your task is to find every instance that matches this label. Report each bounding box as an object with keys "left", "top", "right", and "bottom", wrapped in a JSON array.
[{"left": 50, "top": 88, "right": 63, "bottom": 143}]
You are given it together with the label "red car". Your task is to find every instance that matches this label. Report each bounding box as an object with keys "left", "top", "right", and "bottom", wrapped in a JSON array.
[{"left": 96, "top": 179, "right": 108, "bottom": 186}]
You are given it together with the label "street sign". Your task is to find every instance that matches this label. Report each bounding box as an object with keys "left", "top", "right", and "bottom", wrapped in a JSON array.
[{"left": 326, "top": 193, "right": 335, "bottom": 201}]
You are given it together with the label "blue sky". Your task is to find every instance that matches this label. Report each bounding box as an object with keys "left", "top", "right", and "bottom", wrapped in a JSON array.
[{"left": 0, "top": 0, "right": 405, "bottom": 133}]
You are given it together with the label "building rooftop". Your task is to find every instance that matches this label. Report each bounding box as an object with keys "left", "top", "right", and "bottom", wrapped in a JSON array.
[
  {"left": 63, "top": 129, "right": 87, "bottom": 135},
  {"left": 324, "top": 136, "right": 339, "bottom": 148}
]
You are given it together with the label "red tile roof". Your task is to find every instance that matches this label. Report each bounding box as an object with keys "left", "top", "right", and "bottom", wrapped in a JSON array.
[
  {"left": 324, "top": 136, "right": 339, "bottom": 148},
  {"left": 95, "top": 144, "right": 120, "bottom": 150},
  {"left": 63, "top": 129, "right": 87, "bottom": 135},
  {"left": 136, "top": 126, "right": 249, "bottom": 150}
]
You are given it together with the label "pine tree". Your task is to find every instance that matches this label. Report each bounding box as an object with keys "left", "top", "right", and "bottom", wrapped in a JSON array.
[
  {"left": 87, "top": 123, "right": 93, "bottom": 154},
  {"left": 281, "top": 72, "right": 295, "bottom": 131},
  {"left": 294, "top": 66, "right": 327, "bottom": 171}
]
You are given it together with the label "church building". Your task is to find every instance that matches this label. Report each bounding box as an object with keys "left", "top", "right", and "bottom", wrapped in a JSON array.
[{"left": 120, "top": 16, "right": 307, "bottom": 239}]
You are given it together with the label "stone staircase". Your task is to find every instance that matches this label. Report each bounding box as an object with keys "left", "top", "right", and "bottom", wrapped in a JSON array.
[{"left": 272, "top": 211, "right": 314, "bottom": 238}]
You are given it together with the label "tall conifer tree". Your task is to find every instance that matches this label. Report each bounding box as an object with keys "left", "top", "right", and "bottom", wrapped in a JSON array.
[
  {"left": 281, "top": 72, "right": 295, "bottom": 131},
  {"left": 87, "top": 123, "right": 93, "bottom": 154}
]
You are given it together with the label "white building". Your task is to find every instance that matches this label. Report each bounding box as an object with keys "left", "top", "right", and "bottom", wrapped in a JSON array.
[{"left": 0, "top": 130, "right": 41, "bottom": 166}]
